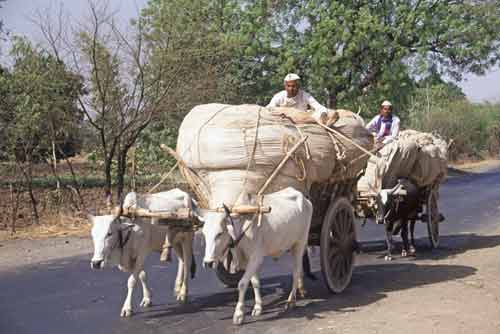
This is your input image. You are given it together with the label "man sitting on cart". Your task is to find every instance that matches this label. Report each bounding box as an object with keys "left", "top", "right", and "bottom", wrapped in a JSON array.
[
  {"left": 366, "top": 100, "right": 401, "bottom": 146},
  {"left": 267, "top": 73, "right": 330, "bottom": 125}
]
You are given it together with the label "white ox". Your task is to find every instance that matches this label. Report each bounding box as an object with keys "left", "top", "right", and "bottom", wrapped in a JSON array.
[
  {"left": 89, "top": 189, "right": 196, "bottom": 317},
  {"left": 201, "top": 187, "right": 313, "bottom": 325}
]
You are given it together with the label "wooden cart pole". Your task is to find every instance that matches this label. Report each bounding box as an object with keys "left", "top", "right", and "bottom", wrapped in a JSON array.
[
  {"left": 257, "top": 135, "right": 309, "bottom": 196},
  {"left": 255, "top": 135, "right": 309, "bottom": 226}
]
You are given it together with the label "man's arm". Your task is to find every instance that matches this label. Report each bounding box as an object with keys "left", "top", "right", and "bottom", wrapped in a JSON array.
[
  {"left": 266, "top": 92, "right": 282, "bottom": 108},
  {"left": 365, "top": 116, "right": 379, "bottom": 133},
  {"left": 305, "top": 92, "right": 328, "bottom": 121},
  {"left": 382, "top": 117, "right": 400, "bottom": 144}
]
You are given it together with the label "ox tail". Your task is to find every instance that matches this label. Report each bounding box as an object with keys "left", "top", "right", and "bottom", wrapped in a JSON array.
[{"left": 190, "top": 254, "right": 196, "bottom": 279}]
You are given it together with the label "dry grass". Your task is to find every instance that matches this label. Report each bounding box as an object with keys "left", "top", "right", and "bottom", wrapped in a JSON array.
[{"left": 0, "top": 214, "right": 91, "bottom": 241}]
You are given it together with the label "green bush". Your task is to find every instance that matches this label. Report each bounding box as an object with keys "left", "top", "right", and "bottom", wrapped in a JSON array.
[{"left": 404, "top": 86, "right": 500, "bottom": 160}]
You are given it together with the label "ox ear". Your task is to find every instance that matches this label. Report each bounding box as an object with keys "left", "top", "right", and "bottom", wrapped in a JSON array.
[{"left": 192, "top": 207, "right": 209, "bottom": 223}]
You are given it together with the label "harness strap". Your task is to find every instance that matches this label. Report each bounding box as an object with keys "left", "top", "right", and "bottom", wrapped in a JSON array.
[
  {"left": 222, "top": 203, "right": 257, "bottom": 249},
  {"left": 118, "top": 223, "right": 134, "bottom": 249}
]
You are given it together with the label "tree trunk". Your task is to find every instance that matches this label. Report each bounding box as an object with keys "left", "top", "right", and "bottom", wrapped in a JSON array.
[
  {"left": 130, "top": 147, "right": 137, "bottom": 192},
  {"left": 9, "top": 183, "right": 21, "bottom": 234},
  {"left": 58, "top": 144, "right": 85, "bottom": 210},
  {"left": 52, "top": 140, "right": 60, "bottom": 190},
  {"left": 19, "top": 161, "right": 39, "bottom": 225},
  {"left": 116, "top": 149, "right": 128, "bottom": 203},
  {"left": 328, "top": 90, "right": 338, "bottom": 109},
  {"left": 104, "top": 157, "right": 113, "bottom": 209}
]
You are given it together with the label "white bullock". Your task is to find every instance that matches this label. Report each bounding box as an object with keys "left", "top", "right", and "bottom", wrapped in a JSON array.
[
  {"left": 201, "top": 187, "right": 313, "bottom": 325},
  {"left": 89, "top": 189, "right": 196, "bottom": 317}
]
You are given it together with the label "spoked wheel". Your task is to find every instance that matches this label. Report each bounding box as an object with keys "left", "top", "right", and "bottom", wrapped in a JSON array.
[
  {"left": 320, "top": 197, "right": 357, "bottom": 293},
  {"left": 426, "top": 189, "right": 440, "bottom": 249},
  {"left": 215, "top": 250, "right": 244, "bottom": 288}
]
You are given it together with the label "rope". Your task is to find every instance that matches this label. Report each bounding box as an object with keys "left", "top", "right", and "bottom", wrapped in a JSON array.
[
  {"left": 239, "top": 107, "right": 262, "bottom": 197},
  {"left": 316, "top": 120, "right": 379, "bottom": 160},
  {"left": 327, "top": 131, "right": 346, "bottom": 161},
  {"left": 282, "top": 135, "right": 308, "bottom": 182},
  {"left": 292, "top": 124, "right": 311, "bottom": 160},
  {"left": 147, "top": 161, "right": 179, "bottom": 194}
]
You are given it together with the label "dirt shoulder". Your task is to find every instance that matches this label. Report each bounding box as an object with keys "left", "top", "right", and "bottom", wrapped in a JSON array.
[
  {"left": 0, "top": 235, "right": 92, "bottom": 272},
  {"left": 300, "top": 230, "right": 500, "bottom": 334}
]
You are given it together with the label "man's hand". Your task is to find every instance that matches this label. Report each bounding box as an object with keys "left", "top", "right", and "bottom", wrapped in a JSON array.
[
  {"left": 325, "top": 110, "right": 339, "bottom": 127},
  {"left": 271, "top": 110, "right": 296, "bottom": 123},
  {"left": 318, "top": 113, "right": 328, "bottom": 125}
]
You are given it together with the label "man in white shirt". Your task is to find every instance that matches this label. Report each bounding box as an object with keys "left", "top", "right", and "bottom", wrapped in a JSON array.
[
  {"left": 267, "top": 73, "right": 329, "bottom": 124},
  {"left": 366, "top": 100, "right": 401, "bottom": 145}
]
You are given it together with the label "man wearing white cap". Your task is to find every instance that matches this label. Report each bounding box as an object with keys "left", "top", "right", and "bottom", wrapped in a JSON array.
[
  {"left": 366, "top": 100, "right": 400, "bottom": 145},
  {"left": 267, "top": 73, "right": 329, "bottom": 123}
]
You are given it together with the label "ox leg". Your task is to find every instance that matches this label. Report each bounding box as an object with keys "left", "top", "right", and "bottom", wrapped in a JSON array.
[
  {"left": 385, "top": 223, "right": 394, "bottom": 261},
  {"left": 139, "top": 270, "right": 152, "bottom": 308},
  {"left": 173, "top": 242, "right": 184, "bottom": 300},
  {"left": 160, "top": 228, "right": 173, "bottom": 262},
  {"left": 178, "top": 236, "right": 192, "bottom": 303},
  {"left": 409, "top": 220, "right": 417, "bottom": 255},
  {"left": 121, "top": 271, "right": 140, "bottom": 317},
  {"left": 250, "top": 275, "right": 263, "bottom": 317},
  {"left": 287, "top": 243, "right": 306, "bottom": 310},
  {"left": 234, "top": 253, "right": 263, "bottom": 325},
  {"left": 400, "top": 219, "right": 409, "bottom": 257}
]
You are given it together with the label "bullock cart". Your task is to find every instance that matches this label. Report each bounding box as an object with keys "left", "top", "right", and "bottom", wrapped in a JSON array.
[
  {"left": 116, "top": 105, "right": 374, "bottom": 294},
  {"left": 115, "top": 146, "right": 362, "bottom": 294},
  {"left": 355, "top": 182, "right": 442, "bottom": 249},
  {"left": 354, "top": 130, "right": 448, "bottom": 250}
]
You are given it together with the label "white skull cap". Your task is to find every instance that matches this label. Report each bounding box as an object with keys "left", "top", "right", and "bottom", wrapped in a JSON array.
[
  {"left": 381, "top": 100, "right": 392, "bottom": 107},
  {"left": 284, "top": 73, "right": 300, "bottom": 82}
]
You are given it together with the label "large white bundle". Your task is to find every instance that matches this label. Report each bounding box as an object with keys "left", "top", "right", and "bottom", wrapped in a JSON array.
[
  {"left": 176, "top": 104, "right": 373, "bottom": 207},
  {"left": 357, "top": 130, "right": 448, "bottom": 194},
  {"left": 399, "top": 130, "right": 448, "bottom": 186}
]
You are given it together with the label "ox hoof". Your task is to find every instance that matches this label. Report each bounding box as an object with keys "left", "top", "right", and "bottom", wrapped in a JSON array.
[
  {"left": 298, "top": 287, "right": 307, "bottom": 298},
  {"left": 384, "top": 255, "right": 393, "bottom": 261},
  {"left": 140, "top": 298, "right": 152, "bottom": 308},
  {"left": 401, "top": 250, "right": 408, "bottom": 257},
  {"left": 285, "top": 301, "right": 296, "bottom": 310},
  {"left": 177, "top": 294, "right": 188, "bottom": 304},
  {"left": 251, "top": 304, "right": 262, "bottom": 317},
  {"left": 120, "top": 308, "right": 133, "bottom": 317},
  {"left": 233, "top": 311, "right": 245, "bottom": 325}
]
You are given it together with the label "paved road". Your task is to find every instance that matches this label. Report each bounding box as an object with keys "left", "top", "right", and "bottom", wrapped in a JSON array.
[{"left": 1, "top": 169, "right": 500, "bottom": 334}]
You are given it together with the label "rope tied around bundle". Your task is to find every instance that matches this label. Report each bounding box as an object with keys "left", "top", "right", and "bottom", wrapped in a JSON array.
[{"left": 281, "top": 134, "right": 308, "bottom": 182}]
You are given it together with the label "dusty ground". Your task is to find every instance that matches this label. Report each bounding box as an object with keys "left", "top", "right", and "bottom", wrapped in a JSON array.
[{"left": 305, "top": 232, "right": 500, "bottom": 334}]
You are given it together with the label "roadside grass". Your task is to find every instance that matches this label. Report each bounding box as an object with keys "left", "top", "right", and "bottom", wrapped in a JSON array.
[
  {"left": 0, "top": 171, "right": 188, "bottom": 189},
  {"left": 407, "top": 100, "right": 500, "bottom": 160}
]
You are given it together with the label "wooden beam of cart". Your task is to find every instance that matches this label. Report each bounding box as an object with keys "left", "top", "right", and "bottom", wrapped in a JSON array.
[{"left": 114, "top": 205, "right": 271, "bottom": 219}]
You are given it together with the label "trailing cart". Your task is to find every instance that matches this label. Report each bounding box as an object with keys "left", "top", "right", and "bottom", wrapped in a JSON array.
[{"left": 355, "top": 181, "right": 443, "bottom": 249}]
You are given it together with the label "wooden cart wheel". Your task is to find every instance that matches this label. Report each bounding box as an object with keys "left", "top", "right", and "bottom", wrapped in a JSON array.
[
  {"left": 426, "top": 189, "right": 440, "bottom": 249},
  {"left": 320, "top": 197, "right": 357, "bottom": 293},
  {"left": 215, "top": 250, "right": 244, "bottom": 288}
]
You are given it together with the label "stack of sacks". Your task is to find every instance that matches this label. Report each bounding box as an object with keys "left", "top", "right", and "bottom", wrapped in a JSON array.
[
  {"left": 176, "top": 104, "right": 374, "bottom": 207},
  {"left": 398, "top": 129, "right": 448, "bottom": 187},
  {"left": 357, "top": 129, "right": 448, "bottom": 195}
]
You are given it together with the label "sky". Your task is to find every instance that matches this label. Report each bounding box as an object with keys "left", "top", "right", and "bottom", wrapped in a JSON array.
[{"left": 1, "top": 0, "right": 499, "bottom": 103}]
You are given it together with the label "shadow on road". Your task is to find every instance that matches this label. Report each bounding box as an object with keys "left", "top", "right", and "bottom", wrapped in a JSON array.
[
  {"left": 361, "top": 232, "right": 500, "bottom": 261},
  {"left": 138, "top": 232, "right": 500, "bottom": 326}
]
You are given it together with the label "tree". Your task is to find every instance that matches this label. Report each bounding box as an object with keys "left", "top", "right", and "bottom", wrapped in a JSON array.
[
  {"left": 230, "top": 0, "right": 500, "bottom": 108},
  {"left": 0, "top": 36, "right": 83, "bottom": 223}
]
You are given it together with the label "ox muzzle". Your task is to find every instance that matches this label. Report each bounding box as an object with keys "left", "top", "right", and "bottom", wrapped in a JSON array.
[{"left": 90, "top": 259, "right": 104, "bottom": 270}]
